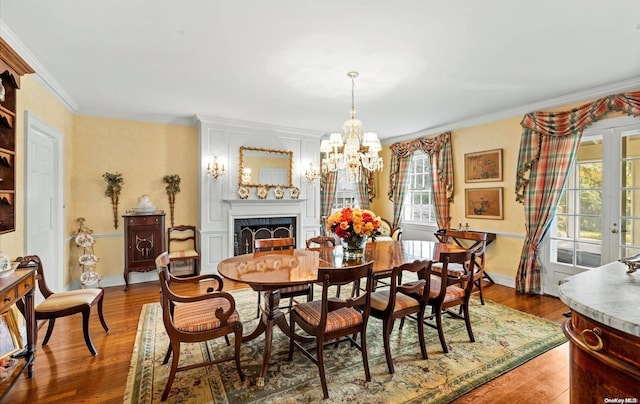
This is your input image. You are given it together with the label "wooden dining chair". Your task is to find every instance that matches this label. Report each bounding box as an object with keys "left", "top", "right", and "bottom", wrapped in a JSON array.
[
  {"left": 167, "top": 225, "right": 200, "bottom": 277},
  {"left": 305, "top": 235, "right": 341, "bottom": 297},
  {"left": 253, "top": 237, "right": 313, "bottom": 318},
  {"left": 15, "top": 255, "right": 109, "bottom": 356},
  {"left": 287, "top": 260, "right": 375, "bottom": 399},
  {"left": 155, "top": 252, "right": 244, "bottom": 401},
  {"left": 427, "top": 250, "right": 476, "bottom": 353},
  {"left": 369, "top": 260, "right": 431, "bottom": 374},
  {"left": 433, "top": 229, "right": 488, "bottom": 304}
]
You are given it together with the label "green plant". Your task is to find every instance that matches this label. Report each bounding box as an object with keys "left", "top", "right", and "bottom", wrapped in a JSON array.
[
  {"left": 163, "top": 174, "right": 181, "bottom": 227},
  {"left": 103, "top": 172, "right": 124, "bottom": 229}
]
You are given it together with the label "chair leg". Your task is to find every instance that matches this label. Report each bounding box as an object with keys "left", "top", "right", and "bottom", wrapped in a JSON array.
[
  {"left": 256, "top": 293, "right": 261, "bottom": 319},
  {"left": 316, "top": 339, "right": 329, "bottom": 399},
  {"left": 97, "top": 294, "right": 110, "bottom": 333},
  {"left": 435, "top": 307, "right": 448, "bottom": 354},
  {"left": 81, "top": 309, "right": 98, "bottom": 356},
  {"left": 360, "top": 324, "right": 371, "bottom": 382},
  {"left": 417, "top": 309, "right": 429, "bottom": 359},
  {"left": 476, "top": 279, "right": 485, "bottom": 305},
  {"left": 233, "top": 324, "right": 245, "bottom": 381},
  {"left": 382, "top": 318, "right": 395, "bottom": 374},
  {"left": 287, "top": 312, "right": 295, "bottom": 361},
  {"left": 162, "top": 341, "right": 181, "bottom": 401},
  {"left": 463, "top": 303, "right": 475, "bottom": 342},
  {"left": 163, "top": 344, "right": 172, "bottom": 365},
  {"left": 42, "top": 318, "right": 56, "bottom": 346}
]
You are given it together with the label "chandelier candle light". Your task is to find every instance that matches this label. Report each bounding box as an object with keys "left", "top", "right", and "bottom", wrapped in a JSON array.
[
  {"left": 320, "top": 71, "right": 384, "bottom": 181},
  {"left": 327, "top": 207, "right": 381, "bottom": 259}
]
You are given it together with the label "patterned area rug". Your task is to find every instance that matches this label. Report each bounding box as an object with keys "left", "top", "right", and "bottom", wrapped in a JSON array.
[{"left": 123, "top": 287, "right": 566, "bottom": 403}]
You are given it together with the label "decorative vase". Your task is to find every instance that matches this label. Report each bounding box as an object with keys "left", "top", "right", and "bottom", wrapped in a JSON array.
[{"left": 341, "top": 235, "right": 368, "bottom": 259}]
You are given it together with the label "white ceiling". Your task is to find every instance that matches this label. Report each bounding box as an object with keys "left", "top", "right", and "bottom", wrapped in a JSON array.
[{"left": 2, "top": 1, "right": 640, "bottom": 140}]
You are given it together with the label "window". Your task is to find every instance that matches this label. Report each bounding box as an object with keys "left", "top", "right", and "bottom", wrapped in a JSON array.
[
  {"left": 403, "top": 152, "right": 436, "bottom": 224},
  {"left": 332, "top": 169, "right": 359, "bottom": 210}
]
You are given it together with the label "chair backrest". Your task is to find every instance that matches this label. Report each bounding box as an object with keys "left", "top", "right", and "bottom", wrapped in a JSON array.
[
  {"left": 432, "top": 250, "right": 476, "bottom": 300},
  {"left": 15, "top": 255, "right": 54, "bottom": 298},
  {"left": 305, "top": 236, "right": 336, "bottom": 249},
  {"left": 254, "top": 237, "right": 295, "bottom": 253},
  {"left": 316, "top": 260, "right": 375, "bottom": 328},
  {"left": 382, "top": 260, "right": 431, "bottom": 312},
  {"left": 436, "top": 229, "right": 487, "bottom": 274},
  {"left": 167, "top": 225, "right": 198, "bottom": 253}
]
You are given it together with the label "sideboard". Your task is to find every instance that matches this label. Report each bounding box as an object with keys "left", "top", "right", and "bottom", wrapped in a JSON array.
[
  {"left": 558, "top": 261, "right": 640, "bottom": 401},
  {"left": 122, "top": 212, "right": 165, "bottom": 290}
]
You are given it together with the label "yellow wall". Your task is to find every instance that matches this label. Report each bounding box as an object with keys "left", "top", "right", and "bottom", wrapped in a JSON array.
[{"left": 71, "top": 116, "right": 198, "bottom": 281}]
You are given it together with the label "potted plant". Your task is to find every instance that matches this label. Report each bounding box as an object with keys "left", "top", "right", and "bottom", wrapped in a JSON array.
[
  {"left": 163, "top": 174, "right": 181, "bottom": 227},
  {"left": 103, "top": 172, "right": 124, "bottom": 229}
]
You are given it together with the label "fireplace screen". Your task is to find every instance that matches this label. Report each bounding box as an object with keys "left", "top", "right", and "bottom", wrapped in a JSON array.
[{"left": 233, "top": 216, "right": 296, "bottom": 255}]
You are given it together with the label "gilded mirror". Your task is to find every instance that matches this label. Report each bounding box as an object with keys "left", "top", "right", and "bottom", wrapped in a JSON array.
[{"left": 239, "top": 146, "right": 293, "bottom": 187}]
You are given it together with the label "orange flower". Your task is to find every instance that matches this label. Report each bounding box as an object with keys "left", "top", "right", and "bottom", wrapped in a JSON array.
[{"left": 326, "top": 207, "right": 381, "bottom": 240}]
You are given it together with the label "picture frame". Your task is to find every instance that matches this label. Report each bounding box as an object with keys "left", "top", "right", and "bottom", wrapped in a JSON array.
[
  {"left": 0, "top": 310, "right": 23, "bottom": 360},
  {"left": 464, "top": 148, "right": 503, "bottom": 183},
  {"left": 465, "top": 187, "right": 503, "bottom": 220}
]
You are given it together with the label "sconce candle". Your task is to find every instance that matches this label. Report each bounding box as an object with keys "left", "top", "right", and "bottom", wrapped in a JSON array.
[
  {"left": 207, "top": 156, "right": 226, "bottom": 180},
  {"left": 241, "top": 168, "right": 252, "bottom": 183},
  {"left": 304, "top": 162, "right": 320, "bottom": 183}
]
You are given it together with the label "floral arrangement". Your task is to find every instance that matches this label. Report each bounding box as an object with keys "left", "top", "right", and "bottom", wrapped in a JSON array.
[{"left": 326, "top": 207, "right": 381, "bottom": 245}]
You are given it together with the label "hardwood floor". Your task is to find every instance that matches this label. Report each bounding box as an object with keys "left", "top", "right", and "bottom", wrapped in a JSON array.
[{"left": 4, "top": 280, "right": 571, "bottom": 403}]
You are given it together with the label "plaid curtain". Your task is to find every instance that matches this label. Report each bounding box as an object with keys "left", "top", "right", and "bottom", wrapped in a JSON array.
[
  {"left": 355, "top": 166, "right": 371, "bottom": 209},
  {"left": 418, "top": 132, "right": 453, "bottom": 229},
  {"left": 389, "top": 131, "right": 453, "bottom": 230},
  {"left": 515, "top": 91, "right": 640, "bottom": 294},
  {"left": 320, "top": 171, "right": 338, "bottom": 220}
]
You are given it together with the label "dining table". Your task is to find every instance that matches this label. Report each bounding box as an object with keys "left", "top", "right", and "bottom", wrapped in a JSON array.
[{"left": 216, "top": 239, "right": 467, "bottom": 386}]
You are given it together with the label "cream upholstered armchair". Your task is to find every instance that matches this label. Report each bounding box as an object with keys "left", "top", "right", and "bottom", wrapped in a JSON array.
[{"left": 373, "top": 218, "right": 402, "bottom": 242}]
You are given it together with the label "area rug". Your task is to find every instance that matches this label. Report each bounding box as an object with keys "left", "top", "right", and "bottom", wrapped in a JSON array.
[{"left": 123, "top": 288, "right": 566, "bottom": 403}]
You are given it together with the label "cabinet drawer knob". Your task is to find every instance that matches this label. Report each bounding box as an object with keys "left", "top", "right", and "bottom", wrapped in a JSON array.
[
  {"left": 3, "top": 296, "right": 11, "bottom": 303},
  {"left": 580, "top": 327, "right": 604, "bottom": 351}
]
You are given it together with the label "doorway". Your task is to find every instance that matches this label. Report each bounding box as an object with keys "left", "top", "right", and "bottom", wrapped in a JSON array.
[
  {"left": 24, "top": 111, "right": 63, "bottom": 294},
  {"left": 542, "top": 115, "right": 640, "bottom": 296}
]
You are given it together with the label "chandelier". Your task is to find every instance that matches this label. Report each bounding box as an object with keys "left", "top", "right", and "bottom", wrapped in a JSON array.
[{"left": 320, "top": 71, "right": 383, "bottom": 181}]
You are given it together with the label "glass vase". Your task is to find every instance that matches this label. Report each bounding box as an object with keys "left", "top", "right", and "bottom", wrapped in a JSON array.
[{"left": 341, "top": 235, "right": 368, "bottom": 259}]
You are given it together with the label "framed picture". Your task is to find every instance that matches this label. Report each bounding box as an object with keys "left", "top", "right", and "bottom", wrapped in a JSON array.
[
  {"left": 0, "top": 310, "right": 23, "bottom": 360},
  {"left": 464, "top": 148, "right": 503, "bottom": 182},
  {"left": 465, "top": 187, "right": 503, "bottom": 219}
]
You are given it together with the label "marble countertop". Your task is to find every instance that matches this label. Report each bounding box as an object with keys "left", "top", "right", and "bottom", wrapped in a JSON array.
[{"left": 558, "top": 261, "right": 640, "bottom": 337}]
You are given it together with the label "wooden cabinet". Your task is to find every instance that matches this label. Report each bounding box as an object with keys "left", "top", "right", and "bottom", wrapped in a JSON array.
[
  {"left": 0, "top": 268, "right": 36, "bottom": 399},
  {"left": 123, "top": 212, "right": 165, "bottom": 290},
  {"left": 563, "top": 311, "right": 640, "bottom": 401},
  {"left": 0, "top": 38, "right": 34, "bottom": 234}
]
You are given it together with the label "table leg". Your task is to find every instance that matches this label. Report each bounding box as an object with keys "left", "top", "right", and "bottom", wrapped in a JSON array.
[{"left": 243, "top": 289, "right": 313, "bottom": 386}]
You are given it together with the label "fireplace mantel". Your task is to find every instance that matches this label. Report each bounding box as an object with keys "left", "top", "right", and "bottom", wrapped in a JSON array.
[{"left": 222, "top": 199, "right": 307, "bottom": 207}]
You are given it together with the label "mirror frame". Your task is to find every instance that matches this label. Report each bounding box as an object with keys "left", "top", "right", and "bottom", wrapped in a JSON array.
[{"left": 239, "top": 146, "right": 293, "bottom": 187}]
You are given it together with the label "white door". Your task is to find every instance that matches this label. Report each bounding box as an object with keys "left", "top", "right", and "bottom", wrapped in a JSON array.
[
  {"left": 24, "top": 111, "right": 63, "bottom": 293},
  {"left": 543, "top": 116, "right": 640, "bottom": 295}
]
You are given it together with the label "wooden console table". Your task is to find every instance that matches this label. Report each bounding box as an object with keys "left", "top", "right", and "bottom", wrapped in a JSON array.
[
  {"left": 0, "top": 268, "right": 36, "bottom": 399},
  {"left": 434, "top": 228, "right": 497, "bottom": 283}
]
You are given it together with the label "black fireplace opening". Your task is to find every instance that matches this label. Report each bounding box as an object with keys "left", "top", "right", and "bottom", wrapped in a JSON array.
[{"left": 233, "top": 216, "right": 296, "bottom": 256}]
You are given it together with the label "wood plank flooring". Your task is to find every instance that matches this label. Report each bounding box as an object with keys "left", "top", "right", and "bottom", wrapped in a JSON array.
[{"left": 4, "top": 280, "right": 570, "bottom": 403}]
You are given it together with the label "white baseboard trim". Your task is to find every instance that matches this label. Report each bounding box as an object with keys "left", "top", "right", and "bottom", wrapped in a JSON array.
[{"left": 485, "top": 271, "right": 515, "bottom": 289}]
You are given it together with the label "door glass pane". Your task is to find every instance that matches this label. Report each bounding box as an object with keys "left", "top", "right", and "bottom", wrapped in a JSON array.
[
  {"left": 578, "top": 162, "right": 602, "bottom": 188},
  {"left": 556, "top": 215, "right": 568, "bottom": 237},
  {"left": 578, "top": 190, "right": 601, "bottom": 215},
  {"left": 578, "top": 216, "right": 601, "bottom": 240},
  {"left": 552, "top": 239, "right": 574, "bottom": 264},
  {"left": 576, "top": 241, "right": 601, "bottom": 267}
]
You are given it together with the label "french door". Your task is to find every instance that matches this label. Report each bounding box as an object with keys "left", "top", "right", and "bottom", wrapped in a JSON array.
[{"left": 543, "top": 116, "right": 640, "bottom": 296}]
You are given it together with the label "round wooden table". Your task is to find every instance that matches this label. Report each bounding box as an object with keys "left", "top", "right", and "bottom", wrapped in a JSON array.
[{"left": 217, "top": 240, "right": 466, "bottom": 386}]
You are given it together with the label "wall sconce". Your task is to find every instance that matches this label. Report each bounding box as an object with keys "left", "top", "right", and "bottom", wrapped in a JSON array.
[
  {"left": 207, "top": 156, "right": 226, "bottom": 180},
  {"left": 241, "top": 168, "right": 252, "bottom": 183},
  {"left": 304, "top": 162, "right": 320, "bottom": 183}
]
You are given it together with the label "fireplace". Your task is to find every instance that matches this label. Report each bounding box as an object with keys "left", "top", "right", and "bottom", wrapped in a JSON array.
[{"left": 233, "top": 216, "right": 296, "bottom": 255}]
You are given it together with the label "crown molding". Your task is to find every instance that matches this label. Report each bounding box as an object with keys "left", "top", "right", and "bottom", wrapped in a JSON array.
[
  {"left": 195, "top": 114, "right": 324, "bottom": 138},
  {"left": 383, "top": 76, "right": 640, "bottom": 145},
  {"left": 1, "top": 20, "right": 78, "bottom": 113}
]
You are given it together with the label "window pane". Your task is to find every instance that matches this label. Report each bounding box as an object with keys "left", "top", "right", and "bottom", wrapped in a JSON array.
[
  {"left": 576, "top": 241, "right": 601, "bottom": 267},
  {"left": 552, "top": 239, "right": 574, "bottom": 264},
  {"left": 578, "top": 162, "right": 602, "bottom": 188},
  {"left": 578, "top": 190, "right": 601, "bottom": 215},
  {"left": 556, "top": 215, "right": 568, "bottom": 238},
  {"left": 578, "top": 216, "right": 601, "bottom": 240}
]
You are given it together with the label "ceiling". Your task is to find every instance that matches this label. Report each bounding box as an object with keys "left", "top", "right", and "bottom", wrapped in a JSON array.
[{"left": 2, "top": 1, "right": 640, "bottom": 140}]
